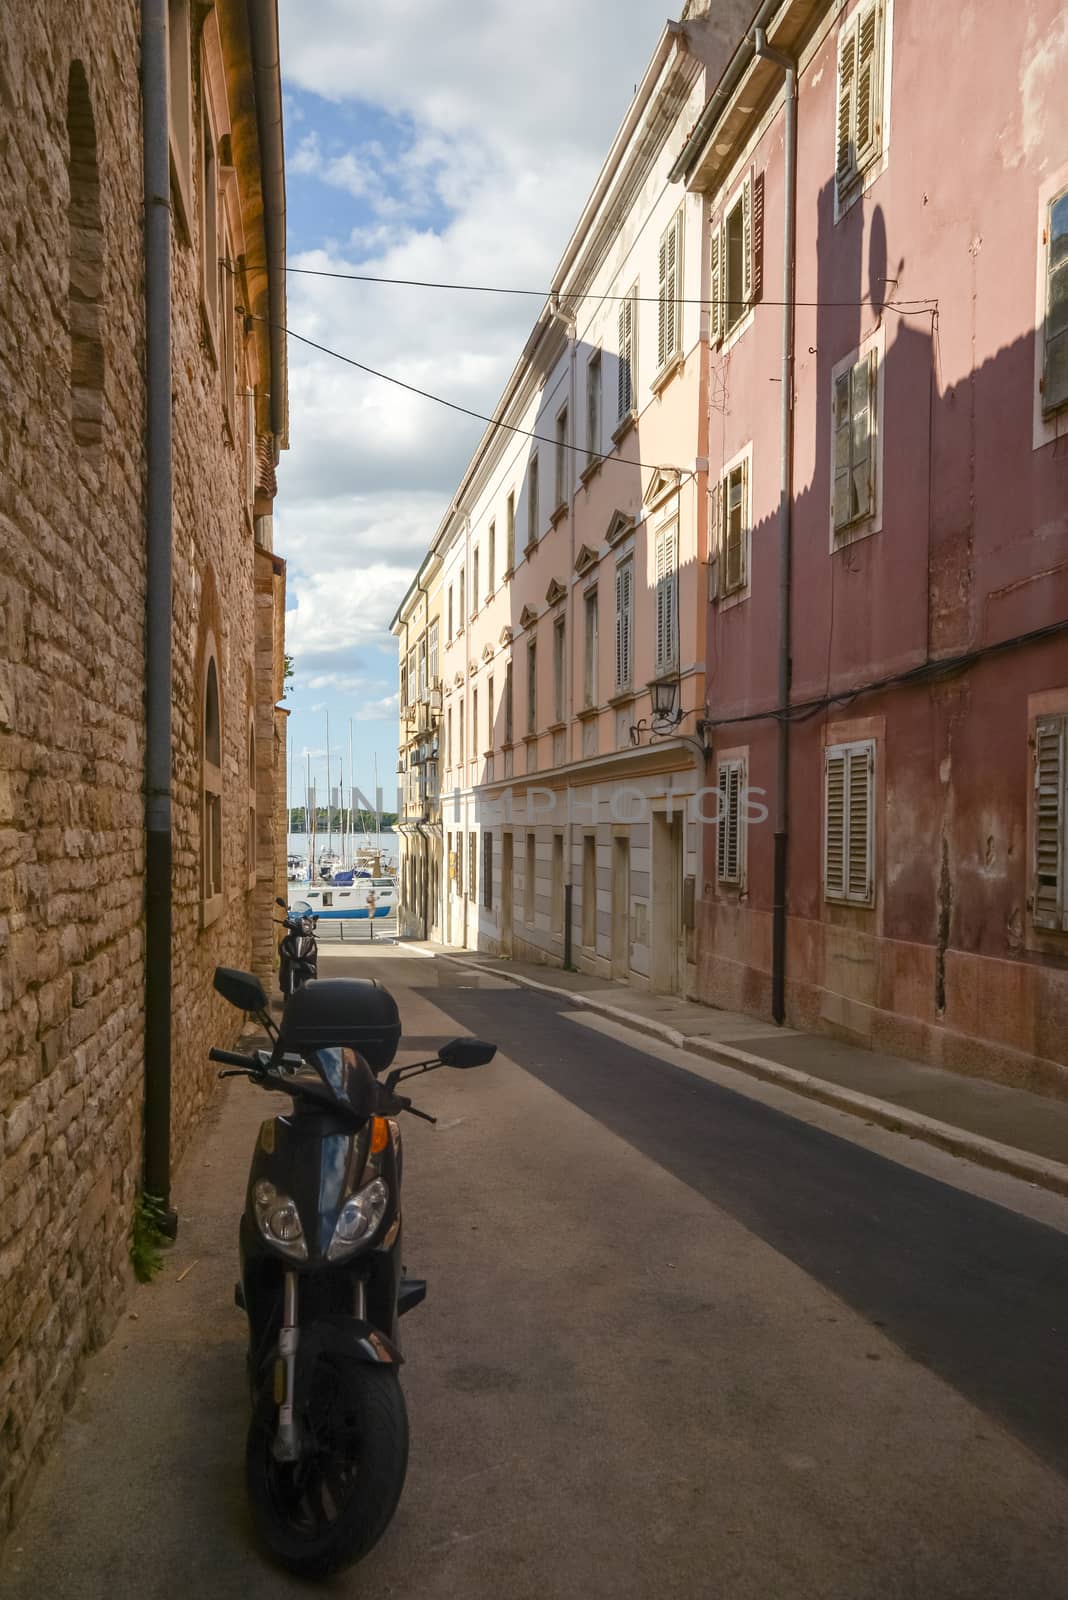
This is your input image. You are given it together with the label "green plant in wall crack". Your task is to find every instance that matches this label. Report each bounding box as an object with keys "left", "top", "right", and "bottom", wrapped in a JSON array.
[{"left": 130, "top": 1191, "right": 169, "bottom": 1283}]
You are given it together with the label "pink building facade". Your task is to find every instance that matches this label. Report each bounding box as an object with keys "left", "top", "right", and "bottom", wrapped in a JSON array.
[{"left": 679, "top": 0, "right": 1068, "bottom": 1090}]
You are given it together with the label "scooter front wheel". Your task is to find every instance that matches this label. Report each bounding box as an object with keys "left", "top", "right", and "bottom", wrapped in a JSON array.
[{"left": 245, "top": 1354, "right": 409, "bottom": 1577}]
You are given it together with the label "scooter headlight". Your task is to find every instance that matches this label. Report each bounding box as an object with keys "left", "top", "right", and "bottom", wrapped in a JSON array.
[
  {"left": 327, "top": 1177, "right": 390, "bottom": 1261},
  {"left": 252, "top": 1180, "right": 308, "bottom": 1261}
]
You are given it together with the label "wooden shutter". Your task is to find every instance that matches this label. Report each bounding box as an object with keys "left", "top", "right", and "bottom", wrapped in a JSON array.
[
  {"left": 618, "top": 294, "right": 633, "bottom": 418},
  {"left": 710, "top": 221, "right": 723, "bottom": 347},
  {"left": 751, "top": 170, "right": 765, "bottom": 305},
  {"left": 741, "top": 174, "right": 754, "bottom": 305},
  {"left": 717, "top": 760, "right": 743, "bottom": 884},
  {"left": 836, "top": 22, "right": 858, "bottom": 186},
  {"left": 847, "top": 745, "right": 874, "bottom": 901},
  {"left": 708, "top": 479, "right": 722, "bottom": 600},
  {"left": 1034, "top": 716, "right": 1066, "bottom": 930},
  {"left": 664, "top": 524, "right": 677, "bottom": 665},
  {"left": 658, "top": 212, "right": 680, "bottom": 369},
  {"left": 655, "top": 525, "right": 677, "bottom": 669},
  {"left": 824, "top": 749, "right": 847, "bottom": 899},
  {"left": 615, "top": 563, "right": 632, "bottom": 687},
  {"left": 724, "top": 462, "right": 746, "bottom": 593},
  {"left": 856, "top": 3, "right": 881, "bottom": 168},
  {"left": 831, "top": 369, "right": 850, "bottom": 531}
]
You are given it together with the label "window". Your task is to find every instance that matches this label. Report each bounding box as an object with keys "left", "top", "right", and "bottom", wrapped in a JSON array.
[
  {"left": 654, "top": 521, "right": 678, "bottom": 672},
  {"left": 833, "top": 351, "right": 877, "bottom": 533},
  {"left": 407, "top": 648, "right": 416, "bottom": 707},
  {"left": 1044, "top": 188, "right": 1068, "bottom": 415},
  {"left": 714, "top": 457, "right": 750, "bottom": 597},
  {"left": 486, "top": 676, "right": 494, "bottom": 748},
  {"left": 583, "top": 589, "right": 598, "bottom": 708},
  {"left": 247, "top": 717, "right": 257, "bottom": 887},
  {"left": 657, "top": 209, "right": 684, "bottom": 371},
  {"left": 618, "top": 284, "right": 638, "bottom": 420},
  {"left": 472, "top": 689, "right": 479, "bottom": 760},
  {"left": 454, "top": 830, "right": 462, "bottom": 897},
  {"left": 400, "top": 659, "right": 408, "bottom": 710},
  {"left": 555, "top": 407, "right": 568, "bottom": 509},
  {"left": 201, "top": 94, "right": 219, "bottom": 346},
  {"left": 67, "top": 62, "right": 105, "bottom": 449},
  {"left": 836, "top": 2, "right": 885, "bottom": 202},
  {"left": 614, "top": 561, "right": 633, "bottom": 690},
  {"left": 446, "top": 707, "right": 453, "bottom": 771},
  {"left": 458, "top": 567, "right": 466, "bottom": 627},
  {"left": 586, "top": 351, "right": 601, "bottom": 465},
  {"left": 447, "top": 585, "right": 453, "bottom": 640},
  {"left": 525, "top": 833, "right": 536, "bottom": 923},
  {"left": 487, "top": 523, "right": 495, "bottom": 596},
  {"left": 551, "top": 833, "right": 564, "bottom": 934},
  {"left": 553, "top": 617, "right": 566, "bottom": 723},
  {"left": 710, "top": 174, "right": 762, "bottom": 345},
  {"left": 418, "top": 635, "right": 428, "bottom": 701},
  {"left": 202, "top": 644, "right": 223, "bottom": 922},
  {"left": 716, "top": 757, "right": 745, "bottom": 887},
  {"left": 824, "top": 741, "right": 875, "bottom": 905},
  {"left": 471, "top": 549, "right": 479, "bottom": 616},
  {"left": 483, "top": 832, "right": 493, "bottom": 910},
  {"left": 458, "top": 701, "right": 464, "bottom": 775},
  {"left": 468, "top": 832, "right": 477, "bottom": 903},
  {"left": 527, "top": 638, "right": 537, "bottom": 733},
  {"left": 167, "top": 0, "right": 193, "bottom": 234},
  {"left": 506, "top": 491, "right": 516, "bottom": 571},
  {"left": 527, "top": 452, "right": 540, "bottom": 547},
  {"left": 504, "top": 660, "right": 514, "bottom": 743},
  {"left": 1034, "top": 715, "right": 1067, "bottom": 930},
  {"left": 428, "top": 619, "right": 439, "bottom": 684},
  {"left": 582, "top": 834, "right": 597, "bottom": 948}
]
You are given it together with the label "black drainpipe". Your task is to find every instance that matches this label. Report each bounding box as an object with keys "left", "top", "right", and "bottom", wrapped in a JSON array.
[{"left": 142, "top": 0, "right": 176, "bottom": 1231}]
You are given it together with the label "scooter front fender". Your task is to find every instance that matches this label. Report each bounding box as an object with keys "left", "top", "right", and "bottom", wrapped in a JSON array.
[{"left": 293, "top": 1315, "right": 403, "bottom": 1404}]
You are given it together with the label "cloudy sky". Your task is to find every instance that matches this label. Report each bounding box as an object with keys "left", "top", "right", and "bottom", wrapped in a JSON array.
[{"left": 275, "top": 0, "right": 675, "bottom": 812}]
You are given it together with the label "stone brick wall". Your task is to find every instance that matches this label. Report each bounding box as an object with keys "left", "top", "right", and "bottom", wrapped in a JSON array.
[{"left": 0, "top": 0, "right": 287, "bottom": 1537}]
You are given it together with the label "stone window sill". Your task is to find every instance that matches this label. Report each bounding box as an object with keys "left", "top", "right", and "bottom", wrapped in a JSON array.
[
  {"left": 549, "top": 501, "right": 568, "bottom": 528},
  {"left": 650, "top": 352, "right": 683, "bottom": 397},
  {"left": 612, "top": 410, "right": 637, "bottom": 446},
  {"left": 576, "top": 704, "right": 600, "bottom": 721},
  {"left": 579, "top": 457, "right": 602, "bottom": 487}
]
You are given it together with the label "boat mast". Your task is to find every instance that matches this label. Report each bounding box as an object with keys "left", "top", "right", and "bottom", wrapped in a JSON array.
[
  {"left": 307, "top": 750, "right": 315, "bottom": 882},
  {"left": 348, "top": 717, "right": 354, "bottom": 868}
]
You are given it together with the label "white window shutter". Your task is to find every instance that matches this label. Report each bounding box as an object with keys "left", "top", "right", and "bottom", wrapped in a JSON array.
[
  {"left": 657, "top": 232, "right": 670, "bottom": 370},
  {"left": 847, "top": 745, "right": 874, "bottom": 902},
  {"left": 617, "top": 296, "right": 632, "bottom": 419},
  {"left": 740, "top": 455, "right": 749, "bottom": 588},
  {"left": 741, "top": 174, "right": 753, "bottom": 305},
  {"left": 836, "top": 22, "right": 858, "bottom": 186},
  {"left": 1034, "top": 717, "right": 1066, "bottom": 930},
  {"left": 666, "top": 526, "right": 677, "bottom": 664},
  {"left": 824, "top": 750, "right": 847, "bottom": 899},
  {"left": 708, "top": 479, "right": 722, "bottom": 599},
  {"left": 615, "top": 564, "right": 632, "bottom": 687},
  {"left": 710, "top": 221, "right": 723, "bottom": 347},
  {"left": 717, "top": 764, "right": 730, "bottom": 879},
  {"left": 655, "top": 532, "right": 666, "bottom": 669},
  {"left": 856, "top": 3, "right": 881, "bottom": 167}
]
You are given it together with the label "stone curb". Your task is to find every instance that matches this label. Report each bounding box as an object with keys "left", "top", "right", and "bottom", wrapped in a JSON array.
[{"left": 440, "top": 954, "right": 1068, "bottom": 1200}]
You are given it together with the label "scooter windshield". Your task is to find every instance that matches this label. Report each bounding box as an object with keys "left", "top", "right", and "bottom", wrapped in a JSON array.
[{"left": 303, "top": 1046, "right": 376, "bottom": 1117}]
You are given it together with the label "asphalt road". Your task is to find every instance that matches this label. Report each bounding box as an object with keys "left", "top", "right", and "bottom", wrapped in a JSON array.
[{"left": 3, "top": 946, "right": 1067, "bottom": 1599}]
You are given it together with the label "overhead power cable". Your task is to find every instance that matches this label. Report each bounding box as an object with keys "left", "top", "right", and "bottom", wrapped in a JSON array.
[
  {"left": 242, "top": 259, "right": 936, "bottom": 314},
  {"left": 255, "top": 316, "right": 697, "bottom": 475}
]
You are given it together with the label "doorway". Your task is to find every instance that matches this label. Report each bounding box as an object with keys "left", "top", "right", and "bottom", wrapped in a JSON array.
[
  {"left": 651, "top": 811, "right": 683, "bottom": 993},
  {"left": 501, "top": 832, "right": 513, "bottom": 956},
  {"left": 611, "top": 835, "right": 630, "bottom": 979}
]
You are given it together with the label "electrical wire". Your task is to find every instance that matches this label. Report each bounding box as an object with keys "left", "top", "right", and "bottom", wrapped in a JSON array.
[
  {"left": 253, "top": 314, "right": 697, "bottom": 475},
  {"left": 238, "top": 257, "right": 937, "bottom": 314}
]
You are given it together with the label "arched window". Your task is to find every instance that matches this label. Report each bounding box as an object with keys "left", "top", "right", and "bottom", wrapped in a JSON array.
[
  {"left": 67, "top": 62, "right": 105, "bottom": 447},
  {"left": 247, "top": 715, "right": 257, "bottom": 887},
  {"left": 202, "top": 642, "right": 223, "bottom": 923}
]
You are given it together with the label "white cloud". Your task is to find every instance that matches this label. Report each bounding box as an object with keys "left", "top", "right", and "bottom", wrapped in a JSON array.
[{"left": 274, "top": 0, "right": 671, "bottom": 754}]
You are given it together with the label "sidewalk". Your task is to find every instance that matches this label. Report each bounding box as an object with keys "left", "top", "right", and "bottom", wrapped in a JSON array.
[{"left": 420, "top": 946, "right": 1068, "bottom": 1197}]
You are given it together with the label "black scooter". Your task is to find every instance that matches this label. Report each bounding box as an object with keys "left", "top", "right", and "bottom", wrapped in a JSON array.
[
  {"left": 209, "top": 964, "right": 495, "bottom": 1577},
  {"left": 276, "top": 896, "right": 318, "bottom": 995}
]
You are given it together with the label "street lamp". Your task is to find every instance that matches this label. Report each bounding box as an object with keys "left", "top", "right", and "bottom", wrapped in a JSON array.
[{"left": 650, "top": 676, "right": 681, "bottom": 730}]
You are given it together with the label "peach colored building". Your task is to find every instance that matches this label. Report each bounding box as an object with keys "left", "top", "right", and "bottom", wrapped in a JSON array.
[{"left": 399, "top": 5, "right": 751, "bottom": 989}]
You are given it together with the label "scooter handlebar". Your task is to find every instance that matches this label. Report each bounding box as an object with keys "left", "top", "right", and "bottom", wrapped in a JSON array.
[{"left": 209, "top": 1047, "right": 259, "bottom": 1069}]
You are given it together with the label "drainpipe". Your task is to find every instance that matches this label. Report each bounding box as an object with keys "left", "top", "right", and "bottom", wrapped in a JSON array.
[
  {"left": 142, "top": 0, "right": 176, "bottom": 1230},
  {"left": 246, "top": 1, "right": 287, "bottom": 445},
  {"left": 752, "top": 28, "right": 797, "bottom": 1026},
  {"left": 560, "top": 301, "right": 578, "bottom": 971}
]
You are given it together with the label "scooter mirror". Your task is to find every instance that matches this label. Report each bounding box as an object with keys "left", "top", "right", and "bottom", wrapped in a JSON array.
[
  {"left": 275, "top": 897, "right": 288, "bottom": 909},
  {"left": 213, "top": 966, "right": 269, "bottom": 1014},
  {"left": 439, "top": 1037, "right": 497, "bottom": 1069}
]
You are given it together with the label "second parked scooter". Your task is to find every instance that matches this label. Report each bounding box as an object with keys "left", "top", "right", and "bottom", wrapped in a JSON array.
[{"left": 277, "top": 896, "right": 318, "bottom": 995}]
